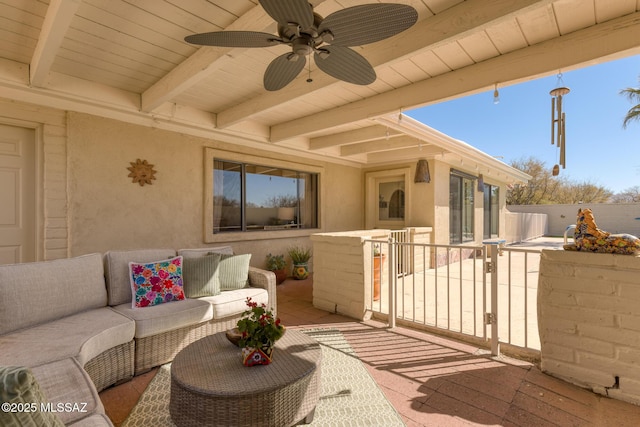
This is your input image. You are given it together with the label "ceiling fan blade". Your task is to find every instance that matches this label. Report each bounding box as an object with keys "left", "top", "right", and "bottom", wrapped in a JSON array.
[
  {"left": 259, "top": 0, "right": 314, "bottom": 30},
  {"left": 314, "top": 46, "right": 376, "bottom": 86},
  {"left": 319, "top": 4, "right": 418, "bottom": 47},
  {"left": 264, "top": 53, "right": 306, "bottom": 91},
  {"left": 185, "top": 31, "right": 282, "bottom": 47}
]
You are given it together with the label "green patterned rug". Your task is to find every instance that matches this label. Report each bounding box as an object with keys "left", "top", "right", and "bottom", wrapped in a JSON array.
[{"left": 122, "top": 328, "right": 405, "bottom": 427}]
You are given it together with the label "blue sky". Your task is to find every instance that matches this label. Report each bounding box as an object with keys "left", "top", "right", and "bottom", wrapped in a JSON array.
[{"left": 407, "top": 55, "right": 640, "bottom": 194}]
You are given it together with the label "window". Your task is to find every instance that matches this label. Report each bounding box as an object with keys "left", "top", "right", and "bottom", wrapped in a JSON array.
[
  {"left": 212, "top": 159, "right": 318, "bottom": 233},
  {"left": 378, "top": 180, "right": 405, "bottom": 221},
  {"left": 450, "top": 170, "right": 475, "bottom": 244},
  {"left": 365, "top": 168, "right": 411, "bottom": 229},
  {"left": 483, "top": 184, "right": 499, "bottom": 239}
]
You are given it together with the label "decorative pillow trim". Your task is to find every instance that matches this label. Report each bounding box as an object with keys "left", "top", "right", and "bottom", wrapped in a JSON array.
[{"left": 129, "top": 256, "right": 185, "bottom": 308}]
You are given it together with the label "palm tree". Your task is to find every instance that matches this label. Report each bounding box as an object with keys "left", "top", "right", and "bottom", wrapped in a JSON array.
[{"left": 620, "top": 82, "right": 640, "bottom": 129}]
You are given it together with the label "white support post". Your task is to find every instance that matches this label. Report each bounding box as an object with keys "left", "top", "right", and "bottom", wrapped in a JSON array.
[
  {"left": 489, "top": 245, "right": 500, "bottom": 356},
  {"left": 483, "top": 239, "right": 504, "bottom": 357},
  {"left": 388, "top": 236, "right": 396, "bottom": 329}
]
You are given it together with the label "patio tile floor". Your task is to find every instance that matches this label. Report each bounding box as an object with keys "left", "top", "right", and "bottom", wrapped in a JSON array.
[{"left": 100, "top": 275, "right": 640, "bottom": 426}]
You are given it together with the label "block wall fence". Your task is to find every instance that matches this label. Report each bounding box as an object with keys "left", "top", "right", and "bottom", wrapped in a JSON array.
[
  {"left": 311, "top": 228, "right": 432, "bottom": 320},
  {"left": 508, "top": 203, "right": 640, "bottom": 237},
  {"left": 538, "top": 249, "right": 640, "bottom": 405}
]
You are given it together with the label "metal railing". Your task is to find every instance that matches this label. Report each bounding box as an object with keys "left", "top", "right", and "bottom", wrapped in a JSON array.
[
  {"left": 365, "top": 238, "right": 542, "bottom": 359},
  {"left": 389, "top": 229, "right": 411, "bottom": 276}
]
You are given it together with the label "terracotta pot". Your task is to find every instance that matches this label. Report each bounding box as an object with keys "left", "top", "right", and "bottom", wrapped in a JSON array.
[
  {"left": 272, "top": 269, "right": 287, "bottom": 284},
  {"left": 373, "top": 254, "right": 386, "bottom": 301}
]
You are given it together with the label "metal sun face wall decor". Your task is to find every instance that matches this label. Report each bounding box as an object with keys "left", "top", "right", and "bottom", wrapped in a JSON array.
[{"left": 127, "top": 159, "right": 157, "bottom": 186}]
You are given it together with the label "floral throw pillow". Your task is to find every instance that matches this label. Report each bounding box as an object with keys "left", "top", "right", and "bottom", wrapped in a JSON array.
[{"left": 129, "top": 256, "right": 185, "bottom": 308}]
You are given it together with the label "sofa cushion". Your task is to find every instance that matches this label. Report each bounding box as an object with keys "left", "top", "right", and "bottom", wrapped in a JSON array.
[
  {"left": 67, "top": 413, "right": 113, "bottom": 426},
  {"left": 129, "top": 256, "right": 185, "bottom": 308},
  {"left": 183, "top": 253, "right": 223, "bottom": 298},
  {"left": 104, "top": 249, "right": 176, "bottom": 306},
  {"left": 31, "top": 358, "right": 105, "bottom": 426},
  {"left": 199, "top": 287, "right": 269, "bottom": 319},
  {"left": 218, "top": 253, "right": 251, "bottom": 290},
  {"left": 0, "top": 365, "right": 65, "bottom": 427},
  {"left": 113, "top": 298, "right": 213, "bottom": 339},
  {"left": 0, "top": 308, "right": 135, "bottom": 368},
  {"left": 177, "top": 246, "right": 234, "bottom": 259},
  {"left": 0, "top": 253, "right": 107, "bottom": 335},
  {"left": 67, "top": 414, "right": 113, "bottom": 426}
]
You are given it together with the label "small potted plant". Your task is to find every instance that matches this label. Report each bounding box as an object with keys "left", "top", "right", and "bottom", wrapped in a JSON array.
[
  {"left": 236, "top": 297, "right": 285, "bottom": 366},
  {"left": 265, "top": 253, "right": 287, "bottom": 284},
  {"left": 287, "top": 246, "right": 312, "bottom": 280}
]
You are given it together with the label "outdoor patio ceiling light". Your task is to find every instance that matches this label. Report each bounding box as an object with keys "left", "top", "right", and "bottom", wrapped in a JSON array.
[
  {"left": 493, "top": 83, "right": 500, "bottom": 104},
  {"left": 414, "top": 159, "right": 430, "bottom": 183}
]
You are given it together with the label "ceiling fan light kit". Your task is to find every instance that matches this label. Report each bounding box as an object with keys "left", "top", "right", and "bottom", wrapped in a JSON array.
[{"left": 185, "top": 0, "right": 418, "bottom": 91}]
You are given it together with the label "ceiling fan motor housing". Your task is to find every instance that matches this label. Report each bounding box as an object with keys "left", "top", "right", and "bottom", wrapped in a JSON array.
[{"left": 291, "top": 36, "right": 315, "bottom": 57}]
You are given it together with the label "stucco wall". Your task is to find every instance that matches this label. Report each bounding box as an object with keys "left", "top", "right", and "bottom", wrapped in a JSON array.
[
  {"left": 538, "top": 249, "right": 640, "bottom": 405},
  {"left": 508, "top": 203, "right": 640, "bottom": 237},
  {"left": 432, "top": 160, "right": 451, "bottom": 245},
  {"left": 65, "top": 112, "right": 363, "bottom": 269}
]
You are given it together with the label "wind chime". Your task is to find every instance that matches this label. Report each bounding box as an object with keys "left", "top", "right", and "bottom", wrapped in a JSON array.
[{"left": 550, "top": 74, "right": 570, "bottom": 176}]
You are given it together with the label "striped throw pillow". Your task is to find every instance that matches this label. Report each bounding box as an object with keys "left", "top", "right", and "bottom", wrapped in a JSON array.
[
  {"left": 183, "top": 253, "right": 223, "bottom": 298},
  {"left": 218, "top": 253, "right": 251, "bottom": 290}
]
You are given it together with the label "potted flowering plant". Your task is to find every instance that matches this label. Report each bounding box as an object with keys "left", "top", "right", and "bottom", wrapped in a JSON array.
[
  {"left": 236, "top": 297, "right": 285, "bottom": 366},
  {"left": 287, "top": 246, "right": 312, "bottom": 280}
]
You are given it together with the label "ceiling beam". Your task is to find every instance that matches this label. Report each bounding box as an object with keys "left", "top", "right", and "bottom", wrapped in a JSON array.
[
  {"left": 30, "top": 0, "right": 81, "bottom": 87},
  {"left": 366, "top": 146, "right": 443, "bottom": 164},
  {"left": 340, "top": 136, "right": 443, "bottom": 157},
  {"left": 141, "top": 1, "right": 329, "bottom": 113},
  {"left": 270, "top": 11, "right": 640, "bottom": 142},
  {"left": 216, "top": 0, "right": 555, "bottom": 128},
  {"left": 309, "top": 125, "right": 402, "bottom": 150},
  {"left": 140, "top": 4, "right": 273, "bottom": 113}
]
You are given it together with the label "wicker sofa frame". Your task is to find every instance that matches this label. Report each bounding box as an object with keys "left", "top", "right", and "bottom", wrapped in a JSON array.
[
  {"left": 0, "top": 249, "right": 277, "bottom": 426},
  {"left": 131, "top": 267, "right": 275, "bottom": 375}
]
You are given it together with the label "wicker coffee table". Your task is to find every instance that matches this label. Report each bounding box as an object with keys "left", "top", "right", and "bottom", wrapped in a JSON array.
[{"left": 169, "top": 329, "right": 321, "bottom": 427}]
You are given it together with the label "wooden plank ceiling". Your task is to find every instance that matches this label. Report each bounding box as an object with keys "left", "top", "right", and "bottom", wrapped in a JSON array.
[{"left": 1, "top": 0, "right": 639, "bottom": 171}]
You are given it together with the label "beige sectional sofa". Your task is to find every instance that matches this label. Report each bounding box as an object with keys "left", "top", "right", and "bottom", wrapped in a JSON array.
[{"left": 0, "top": 246, "right": 276, "bottom": 426}]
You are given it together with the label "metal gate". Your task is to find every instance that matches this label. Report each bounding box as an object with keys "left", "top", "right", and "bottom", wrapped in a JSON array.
[{"left": 366, "top": 238, "right": 541, "bottom": 359}]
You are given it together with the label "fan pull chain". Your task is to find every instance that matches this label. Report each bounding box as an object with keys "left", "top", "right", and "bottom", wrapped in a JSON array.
[{"left": 306, "top": 60, "right": 313, "bottom": 83}]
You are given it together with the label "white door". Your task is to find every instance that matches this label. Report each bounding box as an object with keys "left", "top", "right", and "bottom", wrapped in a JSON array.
[{"left": 0, "top": 124, "right": 36, "bottom": 264}]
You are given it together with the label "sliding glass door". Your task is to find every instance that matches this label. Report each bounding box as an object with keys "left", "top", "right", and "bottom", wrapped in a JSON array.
[{"left": 450, "top": 171, "right": 474, "bottom": 244}]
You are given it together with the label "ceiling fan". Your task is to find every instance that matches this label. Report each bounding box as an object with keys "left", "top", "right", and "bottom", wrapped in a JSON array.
[{"left": 184, "top": 0, "right": 418, "bottom": 91}]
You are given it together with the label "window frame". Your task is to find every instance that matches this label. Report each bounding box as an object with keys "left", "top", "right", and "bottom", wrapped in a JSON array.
[
  {"left": 204, "top": 148, "right": 323, "bottom": 243},
  {"left": 449, "top": 169, "right": 475, "bottom": 244},
  {"left": 483, "top": 184, "right": 500, "bottom": 239},
  {"left": 364, "top": 168, "right": 412, "bottom": 229}
]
